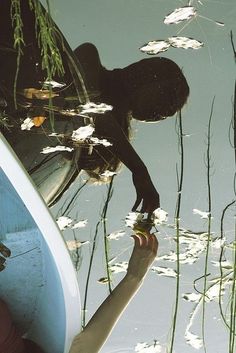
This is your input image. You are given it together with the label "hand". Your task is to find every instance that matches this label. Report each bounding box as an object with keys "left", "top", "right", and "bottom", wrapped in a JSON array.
[
  {"left": 132, "top": 172, "right": 160, "bottom": 216},
  {"left": 127, "top": 232, "right": 158, "bottom": 281}
]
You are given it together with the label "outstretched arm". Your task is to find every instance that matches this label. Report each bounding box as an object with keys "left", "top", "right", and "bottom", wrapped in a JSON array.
[
  {"left": 69, "top": 232, "right": 158, "bottom": 353},
  {"left": 94, "top": 112, "right": 160, "bottom": 214}
]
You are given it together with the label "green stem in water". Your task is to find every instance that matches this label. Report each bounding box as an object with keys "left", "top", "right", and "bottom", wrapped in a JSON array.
[{"left": 168, "top": 110, "right": 184, "bottom": 353}]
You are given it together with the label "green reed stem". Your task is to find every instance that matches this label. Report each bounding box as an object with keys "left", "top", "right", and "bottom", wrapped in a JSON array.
[
  {"left": 82, "top": 221, "right": 100, "bottom": 328},
  {"left": 102, "top": 176, "right": 115, "bottom": 294},
  {"left": 201, "top": 97, "right": 215, "bottom": 353},
  {"left": 168, "top": 111, "right": 184, "bottom": 353},
  {"left": 82, "top": 177, "right": 115, "bottom": 327}
]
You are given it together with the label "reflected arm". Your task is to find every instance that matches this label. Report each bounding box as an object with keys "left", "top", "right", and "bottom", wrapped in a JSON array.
[{"left": 94, "top": 112, "right": 160, "bottom": 213}]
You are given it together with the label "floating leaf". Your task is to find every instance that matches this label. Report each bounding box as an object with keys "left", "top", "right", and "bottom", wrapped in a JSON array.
[
  {"left": 140, "top": 40, "right": 170, "bottom": 55},
  {"left": 107, "top": 230, "right": 125, "bottom": 240},
  {"left": 152, "top": 208, "right": 168, "bottom": 225},
  {"left": 100, "top": 170, "right": 117, "bottom": 178},
  {"left": 79, "top": 102, "right": 113, "bottom": 114},
  {"left": 97, "top": 277, "right": 109, "bottom": 284},
  {"left": 43, "top": 80, "right": 66, "bottom": 88},
  {"left": 164, "top": 6, "right": 197, "bottom": 25},
  {"left": 185, "top": 331, "right": 203, "bottom": 349},
  {"left": 21, "top": 87, "right": 59, "bottom": 99},
  {"left": 33, "top": 116, "right": 46, "bottom": 127},
  {"left": 125, "top": 212, "right": 144, "bottom": 228},
  {"left": 193, "top": 208, "right": 210, "bottom": 219},
  {"left": 182, "top": 292, "right": 202, "bottom": 302},
  {"left": 109, "top": 261, "right": 128, "bottom": 274},
  {"left": 72, "top": 124, "right": 95, "bottom": 141},
  {"left": 168, "top": 36, "right": 203, "bottom": 49},
  {"left": 151, "top": 265, "right": 177, "bottom": 278},
  {"left": 41, "top": 145, "right": 74, "bottom": 154},
  {"left": 90, "top": 137, "right": 112, "bottom": 147},
  {"left": 66, "top": 240, "right": 83, "bottom": 251},
  {"left": 56, "top": 216, "right": 73, "bottom": 230},
  {"left": 21, "top": 117, "right": 34, "bottom": 130},
  {"left": 135, "top": 340, "right": 162, "bottom": 353},
  {"left": 211, "top": 260, "right": 232, "bottom": 269},
  {"left": 72, "top": 219, "right": 88, "bottom": 229}
]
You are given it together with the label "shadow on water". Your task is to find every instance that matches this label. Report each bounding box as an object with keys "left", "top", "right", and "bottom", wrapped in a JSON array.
[{"left": 0, "top": 0, "right": 236, "bottom": 352}]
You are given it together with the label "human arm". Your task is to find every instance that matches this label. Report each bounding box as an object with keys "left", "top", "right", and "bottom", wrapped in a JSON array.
[
  {"left": 94, "top": 112, "right": 160, "bottom": 214},
  {"left": 69, "top": 232, "right": 158, "bottom": 353}
]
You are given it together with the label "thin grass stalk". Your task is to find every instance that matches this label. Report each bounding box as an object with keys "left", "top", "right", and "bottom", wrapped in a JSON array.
[
  {"left": 228, "top": 222, "right": 236, "bottom": 353},
  {"left": 82, "top": 221, "right": 100, "bottom": 328},
  {"left": 219, "top": 201, "right": 236, "bottom": 331},
  {"left": 102, "top": 176, "right": 115, "bottom": 294},
  {"left": 168, "top": 110, "right": 184, "bottom": 353},
  {"left": 201, "top": 97, "right": 215, "bottom": 353},
  {"left": 82, "top": 178, "right": 114, "bottom": 327}
]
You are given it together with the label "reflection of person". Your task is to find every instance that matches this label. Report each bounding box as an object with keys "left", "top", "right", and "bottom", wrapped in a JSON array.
[
  {"left": 0, "top": 0, "right": 189, "bottom": 214},
  {"left": 74, "top": 43, "right": 189, "bottom": 214},
  {"left": 0, "top": 232, "right": 158, "bottom": 353}
]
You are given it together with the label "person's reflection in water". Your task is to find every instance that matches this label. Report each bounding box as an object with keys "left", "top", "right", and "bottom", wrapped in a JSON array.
[
  {"left": 74, "top": 43, "right": 189, "bottom": 214},
  {"left": 0, "top": 0, "right": 189, "bottom": 215}
]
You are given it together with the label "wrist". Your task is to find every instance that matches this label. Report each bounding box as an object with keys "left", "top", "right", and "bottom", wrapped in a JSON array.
[{"left": 125, "top": 271, "right": 145, "bottom": 285}]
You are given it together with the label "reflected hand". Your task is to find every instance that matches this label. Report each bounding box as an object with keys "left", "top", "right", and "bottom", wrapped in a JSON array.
[
  {"left": 127, "top": 232, "right": 158, "bottom": 281},
  {"left": 132, "top": 172, "right": 160, "bottom": 216}
]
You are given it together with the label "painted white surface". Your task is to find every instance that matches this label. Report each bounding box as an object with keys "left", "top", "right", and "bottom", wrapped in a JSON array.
[{"left": 0, "top": 132, "right": 81, "bottom": 353}]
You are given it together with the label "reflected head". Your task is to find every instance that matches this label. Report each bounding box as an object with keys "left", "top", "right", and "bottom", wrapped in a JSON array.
[{"left": 122, "top": 57, "right": 189, "bottom": 122}]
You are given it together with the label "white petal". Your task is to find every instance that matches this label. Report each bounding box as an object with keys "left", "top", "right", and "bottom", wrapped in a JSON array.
[
  {"left": 40, "top": 145, "right": 74, "bottom": 154},
  {"left": 56, "top": 216, "right": 73, "bottom": 230},
  {"left": 80, "top": 102, "right": 113, "bottom": 114},
  {"left": 109, "top": 261, "right": 128, "bottom": 273},
  {"left": 43, "top": 80, "right": 66, "bottom": 88},
  {"left": 152, "top": 208, "right": 168, "bottom": 224},
  {"left": 193, "top": 208, "right": 210, "bottom": 219},
  {"left": 182, "top": 292, "right": 202, "bottom": 302},
  {"left": 169, "top": 36, "right": 203, "bottom": 49},
  {"left": 107, "top": 230, "right": 125, "bottom": 240},
  {"left": 140, "top": 40, "right": 170, "bottom": 55},
  {"left": 21, "top": 118, "right": 34, "bottom": 130},
  {"left": 100, "top": 170, "right": 117, "bottom": 177},
  {"left": 151, "top": 266, "right": 177, "bottom": 278},
  {"left": 125, "top": 212, "right": 144, "bottom": 228},
  {"left": 72, "top": 219, "right": 88, "bottom": 229},
  {"left": 90, "top": 137, "right": 112, "bottom": 146},
  {"left": 164, "top": 6, "right": 196, "bottom": 25},
  {"left": 135, "top": 341, "right": 162, "bottom": 353},
  {"left": 72, "top": 124, "right": 95, "bottom": 141},
  {"left": 185, "top": 331, "right": 203, "bottom": 349}
]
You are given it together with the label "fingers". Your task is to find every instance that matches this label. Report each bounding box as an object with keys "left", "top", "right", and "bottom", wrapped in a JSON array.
[{"left": 132, "top": 232, "right": 158, "bottom": 253}]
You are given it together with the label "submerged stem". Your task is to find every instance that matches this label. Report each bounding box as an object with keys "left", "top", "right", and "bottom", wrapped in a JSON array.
[
  {"left": 201, "top": 97, "right": 215, "bottom": 353},
  {"left": 168, "top": 111, "right": 184, "bottom": 353}
]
